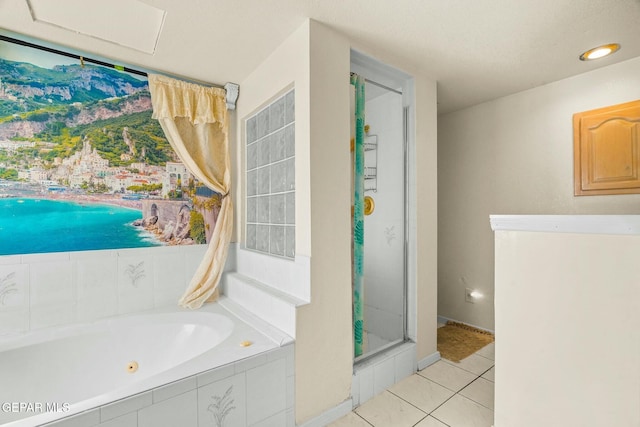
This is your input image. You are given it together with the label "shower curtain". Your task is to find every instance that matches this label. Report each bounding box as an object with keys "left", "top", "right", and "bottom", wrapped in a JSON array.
[{"left": 351, "top": 74, "right": 365, "bottom": 357}]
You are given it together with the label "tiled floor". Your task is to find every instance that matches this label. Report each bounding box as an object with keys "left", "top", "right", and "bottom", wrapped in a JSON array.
[{"left": 330, "top": 341, "right": 495, "bottom": 427}]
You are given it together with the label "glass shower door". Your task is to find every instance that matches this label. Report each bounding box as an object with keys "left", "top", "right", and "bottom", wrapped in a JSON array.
[{"left": 353, "top": 77, "right": 406, "bottom": 360}]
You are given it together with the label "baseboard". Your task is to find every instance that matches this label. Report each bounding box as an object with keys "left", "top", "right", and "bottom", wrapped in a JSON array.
[
  {"left": 437, "top": 315, "right": 495, "bottom": 335},
  {"left": 297, "top": 399, "right": 353, "bottom": 427},
  {"left": 417, "top": 351, "right": 440, "bottom": 371}
]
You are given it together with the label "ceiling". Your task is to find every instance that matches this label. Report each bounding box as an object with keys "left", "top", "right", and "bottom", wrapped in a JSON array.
[{"left": 1, "top": 0, "right": 640, "bottom": 114}]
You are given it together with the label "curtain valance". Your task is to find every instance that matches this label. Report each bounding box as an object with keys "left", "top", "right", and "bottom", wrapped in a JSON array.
[{"left": 149, "top": 74, "right": 227, "bottom": 126}]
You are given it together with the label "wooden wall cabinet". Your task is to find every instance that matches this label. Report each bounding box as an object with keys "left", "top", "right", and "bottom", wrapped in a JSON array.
[{"left": 573, "top": 100, "right": 640, "bottom": 196}]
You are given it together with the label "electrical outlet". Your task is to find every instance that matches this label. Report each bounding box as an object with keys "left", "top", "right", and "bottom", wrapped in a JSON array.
[{"left": 465, "top": 288, "right": 475, "bottom": 303}]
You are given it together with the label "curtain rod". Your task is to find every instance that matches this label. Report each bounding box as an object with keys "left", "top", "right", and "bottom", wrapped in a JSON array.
[
  {"left": 350, "top": 71, "right": 403, "bottom": 95},
  {"left": 0, "top": 34, "right": 225, "bottom": 90}
]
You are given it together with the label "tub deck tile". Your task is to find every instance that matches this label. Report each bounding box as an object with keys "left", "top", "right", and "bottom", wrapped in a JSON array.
[
  {"left": 234, "top": 353, "right": 268, "bottom": 374},
  {"left": 196, "top": 362, "right": 235, "bottom": 388},
  {"left": 100, "top": 391, "right": 152, "bottom": 422},
  {"left": 139, "top": 389, "right": 197, "bottom": 427},
  {"left": 152, "top": 376, "right": 197, "bottom": 403},
  {"left": 44, "top": 408, "right": 100, "bottom": 427},
  {"left": 98, "top": 412, "right": 137, "bottom": 427},
  {"left": 246, "top": 358, "right": 287, "bottom": 425}
]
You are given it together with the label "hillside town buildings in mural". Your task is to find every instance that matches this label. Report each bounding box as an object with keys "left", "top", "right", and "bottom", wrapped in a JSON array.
[{"left": 0, "top": 136, "right": 191, "bottom": 199}]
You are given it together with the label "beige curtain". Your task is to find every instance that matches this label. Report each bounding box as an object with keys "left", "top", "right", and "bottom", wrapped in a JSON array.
[{"left": 148, "top": 74, "right": 232, "bottom": 309}]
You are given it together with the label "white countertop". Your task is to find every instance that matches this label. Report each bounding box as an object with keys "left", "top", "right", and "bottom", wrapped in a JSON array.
[{"left": 490, "top": 215, "right": 640, "bottom": 235}]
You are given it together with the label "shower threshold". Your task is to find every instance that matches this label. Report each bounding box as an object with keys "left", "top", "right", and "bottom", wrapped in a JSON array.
[{"left": 354, "top": 337, "right": 407, "bottom": 365}]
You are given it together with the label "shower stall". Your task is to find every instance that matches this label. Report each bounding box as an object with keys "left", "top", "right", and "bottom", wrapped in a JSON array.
[{"left": 351, "top": 64, "right": 408, "bottom": 361}]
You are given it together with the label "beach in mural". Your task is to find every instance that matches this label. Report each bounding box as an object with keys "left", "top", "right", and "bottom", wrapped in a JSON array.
[
  {"left": 0, "top": 38, "right": 217, "bottom": 255},
  {"left": 0, "top": 197, "right": 159, "bottom": 255}
]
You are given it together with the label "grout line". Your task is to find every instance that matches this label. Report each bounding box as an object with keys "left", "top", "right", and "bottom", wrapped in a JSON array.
[
  {"left": 386, "top": 377, "right": 462, "bottom": 417},
  {"left": 415, "top": 368, "right": 475, "bottom": 393},
  {"left": 458, "top": 376, "right": 476, "bottom": 390},
  {"left": 430, "top": 414, "right": 452, "bottom": 426},
  {"left": 354, "top": 411, "right": 375, "bottom": 426},
  {"left": 426, "top": 392, "right": 458, "bottom": 417},
  {"left": 440, "top": 356, "right": 495, "bottom": 377},
  {"left": 457, "top": 376, "right": 495, "bottom": 411},
  {"left": 455, "top": 392, "right": 495, "bottom": 412},
  {"left": 410, "top": 414, "right": 428, "bottom": 427},
  {"left": 478, "top": 366, "right": 494, "bottom": 377},
  {"left": 475, "top": 352, "right": 495, "bottom": 362},
  {"left": 481, "top": 368, "right": 495, "bottom": 383},
  {"left": 386, "top": 389, "right": 430, "bottom": 416}
]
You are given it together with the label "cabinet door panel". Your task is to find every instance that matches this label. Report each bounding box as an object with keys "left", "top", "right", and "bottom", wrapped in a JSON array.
[{"left": 574, "top": 100, "right": 640, "bottom": 195}]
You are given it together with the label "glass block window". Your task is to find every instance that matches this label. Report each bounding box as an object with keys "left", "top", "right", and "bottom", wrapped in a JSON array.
[{"left": 246, "top": 89, "right": 295, "bottom": 258}]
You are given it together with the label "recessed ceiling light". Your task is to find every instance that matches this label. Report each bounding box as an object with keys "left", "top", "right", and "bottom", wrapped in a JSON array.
[{"left": 579, "top": 43, "right": 621, "bottom": 61}]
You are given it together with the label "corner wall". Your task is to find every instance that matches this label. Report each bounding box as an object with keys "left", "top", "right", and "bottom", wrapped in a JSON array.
[
  {"left": 236, "top": 19, "right": 440, "bottom": 423},
  {"left": 438, "top": 56, "right": 640, "bottom": 330},
  {"left": 294, "top": 20, "right": 353, "bottom": 424},
  {"left": 234, "top": 20, "right": 354, "bottom": 425}
]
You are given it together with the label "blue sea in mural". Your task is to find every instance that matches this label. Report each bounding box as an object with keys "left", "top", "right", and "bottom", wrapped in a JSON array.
[{"left": 0, "top": 198, "right": 160, "bottom": 255}]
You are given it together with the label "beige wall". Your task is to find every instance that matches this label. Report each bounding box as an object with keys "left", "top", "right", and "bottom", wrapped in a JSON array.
[
  {"left": 494, "top": 226, "right": 640, "bottom": 426},
  {"left": 240, "top": 20, "right": 440, "bottom": 423},
  {"left": 233, "top": 21, "right": 311, "bottom": 254},
  {"left": 235, "top": 20, "right": 353, "bottom": 424},
  {"left": 295, "top": 20, "right": 353, "bottom": 423},
  {"left": 413, "top": 77, "right": 439, "bottom": 362},
  {"left": 237, "top": 21, "right": 440, "bottom": 421},
  {"left": 438, "top": 56, "right": 640, "bottom": 330}
]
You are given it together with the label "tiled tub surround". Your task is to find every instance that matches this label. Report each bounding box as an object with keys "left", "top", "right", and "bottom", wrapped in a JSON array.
[
  {"left": 246, "top": 89, "right": 295, "bottom": 259},
  {"left": 351, "top": 342, "right": 417, "bottom": 408},
  {"left": 221, "top": 245, "right": 311, "bottom": 339},
  {"left": 0, "top": 245, "right": 220, "bottom": 335},
  {"left": 0, "top": 297, "right": 294, "bottom": 427}
]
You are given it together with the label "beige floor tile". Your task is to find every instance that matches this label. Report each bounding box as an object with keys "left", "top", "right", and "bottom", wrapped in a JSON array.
[
  {"left": 475, "top": 342, "right": 495, "bottom": 361},
  {"left": 355, "top": 391, "right": 427, "bottom": 427},
  {"left": 431, "top": 394, "right": 494, "bottom": 427},
  {"left": 415, "top": 416, "right": 449, "bottom": 426},
  {"left": 481, "top": 366, "right": 495, "bottom": 382},
  {"left": 328, "top": 411, "right": 372, "bottom": 427},
  {"left": 388, "top": 374, "right": 455, "bottom": 414},
  {"left": 418, "top": 360, "right": 478, "bottom": 392},
  {"left": 443, "top": 354, "right": 494, "bottom": 376},
  {"left": 459, "top": 377, "right": 494, "bottom": 410}
]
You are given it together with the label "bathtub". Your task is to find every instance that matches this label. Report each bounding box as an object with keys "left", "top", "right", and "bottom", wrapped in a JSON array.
[{"left": 0, "top": 298, "right": 289, "bottom": 426}]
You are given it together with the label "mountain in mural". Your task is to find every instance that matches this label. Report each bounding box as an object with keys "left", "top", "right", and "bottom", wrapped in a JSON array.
[
  {"left": 0, "top": 58, "right": 175, "bottom": 168},
  {"left": 0, "top": 58, "right": 147, "bottom": 108}
]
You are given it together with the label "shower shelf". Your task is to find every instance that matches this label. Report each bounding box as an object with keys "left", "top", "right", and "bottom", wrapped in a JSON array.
[
  {"left": 364, "top": 141, "right": 377, "bottom": 151},
  {"left": 364, "top": 134, "right": 377, "bottom": 192}
]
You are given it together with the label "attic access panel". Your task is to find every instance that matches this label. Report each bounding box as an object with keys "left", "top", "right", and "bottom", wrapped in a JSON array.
[
  {"left": 573, "top": 100, "right": 640, "bottom": 196},
  {"left": 26, "top": 0, "right": 166, "bottom": 54}
]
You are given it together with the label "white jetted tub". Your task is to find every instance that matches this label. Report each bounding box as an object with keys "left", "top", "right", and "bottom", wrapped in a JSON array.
[{"left": 0, "top": 299, "right": 283, "bottom": 426}]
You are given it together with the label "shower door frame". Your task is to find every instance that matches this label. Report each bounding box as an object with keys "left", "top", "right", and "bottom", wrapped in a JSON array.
[{"left": 353, "top": 91, "right": 410, "bottom": 364}]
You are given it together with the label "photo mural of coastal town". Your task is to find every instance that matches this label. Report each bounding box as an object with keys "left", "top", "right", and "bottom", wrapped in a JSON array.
[{"left": 0, "top": 39, "right": 220, "bottom": 255}]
